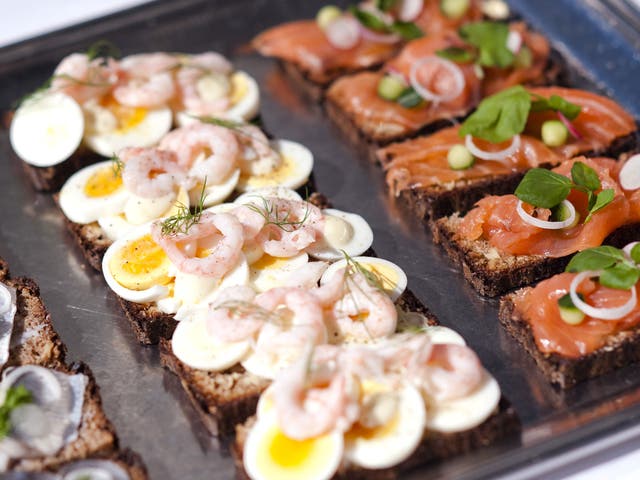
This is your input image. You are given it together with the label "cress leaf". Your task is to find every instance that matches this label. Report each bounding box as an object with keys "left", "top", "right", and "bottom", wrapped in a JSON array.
[
  {"left": 397, "top": 87, "right": 422, "bottom": 108},
  {"left": 530, "top": 94, "right": 582, "bottom": 120},
  {"left": 458, "top": 21, "right": 514, "bottom": 68},
  {"left": 514, "top": 168, "right": 573, "bottom": 208},
  {"left": 349, "top": 6, "right": 388, "bottom": 32},
  {"left": 376, "top": 0, "right": 398, "bottom": 11},
  {"left": 571, "top": 162, "right": 601, "bottom": 192},
  {"left": 631, "top": 244, "right": 640, "bottom": 264},
  {"left": 459, "top": 85, "right": 531, "bottom": 143},
  {"left": 565, "top": 246, "right": 626, "bottom": 273},
  {"left": 0, "top": 385, "right": 33, "bottom": 439},
  {"left": 599, "top": 263, "right": 640, "bottom": 290},
  {"left": 389, "top": 21, "right": 424, "bottom": 40},
  {"left": 584, "top": 189, "right": 615, "bottom": 223},
  {"left": 436, "top": 47, "right": 475, "bottom": 63}
]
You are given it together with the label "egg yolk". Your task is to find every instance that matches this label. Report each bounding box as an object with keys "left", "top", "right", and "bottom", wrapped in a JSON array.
[
  {"left": 109, "top": 234, "right": 172, "bottom": 290},
  {"left": 362, "top": 264, "right": 398, "bottom": 295},
  {"left": 252, "top": 255, "right": 291, "bottom": 270},
  {"left": 345, "top": 413, "right": 400, "bottom": 441},
  {"left": 243, "top": 156, "right": 296, "bottom": 187},
  {"left": 101, "top": 96, "right": 147, "bottom": 132},
  {"left": 229, "top": 72, "right": 248, "bottom": 105},
  {"left": 84, "top": 166, "right": 123, "bottom": 198}
]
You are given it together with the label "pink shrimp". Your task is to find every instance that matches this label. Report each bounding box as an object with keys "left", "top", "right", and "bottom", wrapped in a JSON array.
[
  {"left": 205, "top": 286, "right": 261, "bottom": 342},
  {"left": 151, "top": 212, "right": 244, "bottom": 278},
  {"left": 311, "top": 267, "right": 348, "bottom": 307},
  {"left": 230, "top": 204, "right": 266, "bottom": 239},
  {"left": 183, "top": 52, "right": 233, "bottom": 74},
  {"left": 272, "top": 346, "right": 356, "bottom": 440},
  {"left": 282, "top": 261, "right": 329, "bottom": 290},
  {"left": 255, "top": 198, "right": 324, "bottom": 257},
  {"left": 112, "top": 53, "right": 178, "bottom": 108},
  {"left": 51, "top": 53, "right": 118, "bottom": 103},
  {"left": 119, "top": 52, "right": 179, "bottom": 74},
  {"left": 158, "top": 124, "right": 239, "bottom": 182},
  {"left": 409, "top": 342, "right": 483, "bottom": 401},
  {"left": 120, "top": 147, "right": 185, "bottom": 198},
  {"left": 236, "top": 125, "right": 281, "bottom": 176}
]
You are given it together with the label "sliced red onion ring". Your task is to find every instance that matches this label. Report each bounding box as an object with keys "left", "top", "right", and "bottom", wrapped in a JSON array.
[
  {"left": 409, "top": 56, "right": 466, "bottom": 104},
  {"left": 359, "top": 25, "right": 401, "bottom": 44},
  {"left": 557, "top": 111, "right": 583, "bottom": 140},
  {"left": 398, "top": 0, "right": 424, "bottom": 22},
  {"left": 570, "top": 270, "right": 638, "bottom": 320},
  {"left": 465, "top": 134, "right": 521, "bottom": 163},
  {"left": 506, "top": 31, "right": 523, "bottom": 54},
  {"left": 516, "top": 199, "right": 576, "bottom": 230},
  {"left": 623, "top": 241, "right": 640, "bottom": 260},
  {"left": 619, "top": 153, "right": 640, "bottom": 191},
  {"left": 325, "top": 16, "right": 361, "bottom": 50}
]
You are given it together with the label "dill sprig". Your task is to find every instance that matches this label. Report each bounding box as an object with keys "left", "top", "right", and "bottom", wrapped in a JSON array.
[
  {"left": 160, "top": 180, "right": 207, "bottom": 236},
  {"left": 246, "top": 196, "right": 310, "bottom": 232},
  {"left": 86, "top": 39, "right": 121, "bottom": 63},
  {"left": 216, "top": 300, "right": 286, "bottom": 326},
  {"left": 110, "top": 154, "right": 124, "bottom": 177},
  {"left": 194, "top": 116, "right": 273, "bottom": 150},
  {"left": 341, "top": 251, "right": 388, "bottom": 294}
]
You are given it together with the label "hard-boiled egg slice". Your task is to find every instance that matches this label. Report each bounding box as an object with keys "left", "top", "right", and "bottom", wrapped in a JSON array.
[
  {"left": 83, "top": 97, "right": 172, "bottom": 157},
  {"left": 234, "top": 186, "right": 302, "bottom": 204},
  {"left": 226, "top": 71, "right": 260, "bottom": 121},
  {"left": 243, "top": 411, "right": 343, "bottom": 480},
  {"left": 59, "top": 160, "right": 129, "bottom": 224},
  {"left": 102, "top": 226, "right": 172, "bottom": 303},
  {"left": 307, "top": 209, "right": 373, "bottom": 261},
  {"left": 171, "top": 313, "right": 251, "bottom": 371},
  {"left": 425, "top": 369, "right": 501, "bottom": 433},
  {"left": 10, "top": 91, "right": 84, "bottom": 167},
  {"left": 61, "top": 460, "right": 130, "bottom": 480},
  {"left": 0, "top": 283, "right": 17, "bottom": 368},
  {"left": 321, "top": 257, "right": 407, "bottom": 302},
  {"left": 250, "top": 252, "right": 309, "bottom": 292},
  {"left": 236, "top": 140, "right": 313, "bottom": 193},
  {"left": 188, "top": 168, "right": 240, "bottom": 208},
  {"left": 344, "top": 381, "right": 426, "bottom": 470},
  {"left": 422, "top": 326, "right": 467, "bottom": 346}
]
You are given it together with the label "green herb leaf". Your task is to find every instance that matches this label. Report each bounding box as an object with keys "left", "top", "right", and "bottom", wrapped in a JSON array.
[
  {"left": 631, "top": 244, "right": 640, "bottom": 264},
  {"left": 458, "top": 21, "right": 514, "bottom": 68},
  {"left": 349, "top": 6, "right": 388, "bottom": 32},
  {"left": 530, "top": 94, "right": 582, "bottom": 121},
  {"left": 459, "top": 85, "right": 531, "bottom": 143},
  {"left": 85, "top": 40, "right": 120, "bottom": 62},
  {"left": 160, "top": 179, "right": 207, "bottom": 236},
  {"left": 514, "top": 168, "right": 573, "bottom": 208},
  {"left": 111, "top": 154, "right": 124, "bottom": 178},
  {"left": 599, "top": 263, "right": 640, "bottom": 290},
  {"left": 0, "top": 385, "right": 33, "bottom": 439},
  {"left": 571, "top": 162, "right": 601, "bottom": 192},
  {"left": 246, "top": 197, "right": 311, "bottom": 232},
  {"left": 376, "top": 0, "right": 399, "bottom": 12},
  {"left": 566, "top": 246, "right": 626, "bottom": 273},
  {"left": 558, "top": 292, "right": 584, "bottom": 309},
  {"left": 397, "top": 87, "right": 423, "bottom": 108},
  {"left": 436, "top": 46, "right": 475, "bottom": 63},
  {"left": 388, "top": 21, "right": 424, "bottom": 40},
  {"left": 584, "top": 188, "right": 615, "bottom": 223}
]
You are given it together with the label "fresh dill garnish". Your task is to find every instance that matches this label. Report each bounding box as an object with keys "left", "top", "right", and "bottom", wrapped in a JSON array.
[
  {"left": 216, "top": 300, "right": 286, "bottom": 326},
  {"left": 85, "top": 39, "right": 121, "bottom": 63},
  {"left": 341, "top": 250, "right": 389, "bottom": 294},
  {"left": 246, "top": 196, "right": 310, "bottom": 232},
  {"left": 111, "top": 154, "right": 124, "bottom": 177},
  {"left": 160, "top": 179, "right": 207, "bottom": 236},
  {"left": 194, "top": 116, "right": 273, "bottom": 150}
]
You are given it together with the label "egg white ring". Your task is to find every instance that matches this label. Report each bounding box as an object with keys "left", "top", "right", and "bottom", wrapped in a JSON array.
[
  {"left": 171, "top": 314, "right": 251, "bottom": 371},
  {"left": 101, "top": 223, "right": 170, "bottom": 303},
  {"left": 620, "top": 153, "right": 640, "bottom": 191},
  {"left": 243, "top": 411, "right": 344, "bottom": 480},
  {"left": 250, "top": 252, "right": 309, "bottom": 293},
  {"left": 97, "top": 215, "right": 133, "bottom": 242},
  {"left": 190, "top": 168, "right": 240, "bottom": 208},
  {"left": 236, "top": 139, "right": 314, "bottom": 193},
  {"left": 344, "top": 382, "right": 426, "bottom": 470},
  {"left": 425, "top": 369, "right": 501, "bottom": 433},
  {"left": 59, "top": 161, "right": 130, "bottom": 224},
  {"left": 421, "top": 326, "right": 467, "bottom": 346},
  {"left": 307, "top": 209, "right": 374, "bottom": 261},
  {"left": 10, "top": 91, "right": 84, "bottom": 167},
  {"left": 84, "top": 107, "right": 172, "bottom": 158},
  {"left": 181, "top": 254, "right": 251, "bottom": 307},
  {"left": 321, "top": 256, "right": 407, "bottom": 302},
  {"left": 234, "top": 186, "right": 303, "bottom": 204}
]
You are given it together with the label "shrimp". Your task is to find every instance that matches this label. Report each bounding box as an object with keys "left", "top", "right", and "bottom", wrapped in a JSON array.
[
  {"left": 120, "top": 147, "right": 185, "bottom": 198},
  {"left": 255, "top": 198, "right": 324, "bottom": 257},
  {"left": 410, "top": 342, "right": 483, "bottom": 401},
  {"left": 119, "top": 52, "right": 179, "bottom": 75},
  {"left": 183, "top": 52, "right": 233, "bottom": 74},
  {"left": 272, "top": 346, "right": 356, "bottom": 440},
  {"left": 328, "top": 271, "right": 398, "bottom": 342},
  {"left": 51, "top": 53, "right": 117, "bottom": 103},
  {"left": 113, "top": 71, "right": 175, "bottom": 108},
  {"left": 151, "top": 212, "right": 244, "bottom": 278},
  {"left": 236, "top": 125, "right": 282, "bottom": 176},
  {"left": 205, "top": 286, "right": 261, "bottom": 342},
  {"left": 282, "top": 261, "right": 329, "bottom": 290},
  {"left": 158, "top": 124, "right": 239, "bottom": 183},
  {"left": 230, "top": 204, "right": 266, "bottom": 239}
]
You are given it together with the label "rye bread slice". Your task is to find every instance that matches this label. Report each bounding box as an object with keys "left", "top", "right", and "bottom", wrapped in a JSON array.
[
  {"left": 499, "top": 291, "right": 640, "bottom": 389},
  {"left": 380, "top": 133, "right": 640, "bottom": 223},
  {"left": 8, "top": 362, "right": 117, "bottom": 473},
  {"left": 433, "top": 214, "right": 640, "bottom": 297},
  {"left": 232, "top": 397, "right": 520, "bottom": 480},
  {"left": 159, "top": 287, "right": 439, "bottom": 438}
]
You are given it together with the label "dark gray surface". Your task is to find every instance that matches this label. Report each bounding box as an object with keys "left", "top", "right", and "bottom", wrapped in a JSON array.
[{"left": 1, "top": 1, "right": 640, "bottom": 479}]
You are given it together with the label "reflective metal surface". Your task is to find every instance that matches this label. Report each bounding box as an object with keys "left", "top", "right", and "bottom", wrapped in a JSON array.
[{"left": 0, "top": 1, "right": 639, "bottom": 479}]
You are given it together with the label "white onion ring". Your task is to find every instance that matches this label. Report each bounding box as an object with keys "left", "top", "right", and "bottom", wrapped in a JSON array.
[
  {"left": 619, "top": 153, "right": 640, "bottom": 191},
  {"left": 623, "top": 241, "right": 640, "bottom": 260},
  {"left": 506, "top": 31, "right": 522, "bottom": 54},
  {"left": 325, "top": 16, "right": 361, "bottom": 50},
  {"left": 409, "top": 56, "right": 466, "bottom": 104},
  {"left": 570, "top": 270, "right": 638, "bottom": 321},
  {"left": 516, "top": 199, "right": 576, "bottom": 230},
  {"left": 359, "top": 25, "right": 401, "bottom": 44},
  {"left": 1, "top": 365, "right": 63, "bottom": 403},
  {"left": 0, "top": 284, "right": 13, "bottom": 315},
  {"left": 398, "top": 0, "right": 424, "bottom": 22},
  {"left": 465, "top": 134, "right": 521, "bottom": 162}
]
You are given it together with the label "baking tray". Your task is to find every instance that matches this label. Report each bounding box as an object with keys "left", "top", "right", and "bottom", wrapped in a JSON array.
[{"left": 1, "top": 1, "right": 640, "bottom": 479}]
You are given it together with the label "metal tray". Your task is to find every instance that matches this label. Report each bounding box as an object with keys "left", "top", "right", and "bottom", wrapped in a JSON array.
[{"left": 1, "top": 1, "right": 639, "bottom": 478}]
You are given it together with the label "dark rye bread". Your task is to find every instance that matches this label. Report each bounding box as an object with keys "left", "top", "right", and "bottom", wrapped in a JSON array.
[
  {"left": 21, "top": 151, "right": 102, "bottom": 193},
  {"left": 380, "top": 133, "right": 640, "bottom": 223},
  {"left": 499, "top": 291, "right": 640, "bottom": 388},
  {"left": 232, "top": 397, "right": 520, "bottom": 480},
  {"left": 432, "top": 215, "right": 640, "bottom": 297},
  {"left": 8, "top": 362, "right": 117, "bottom": 473},
  {"left": 159, "top": 288, "right": 439, "bottom": 438}
]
